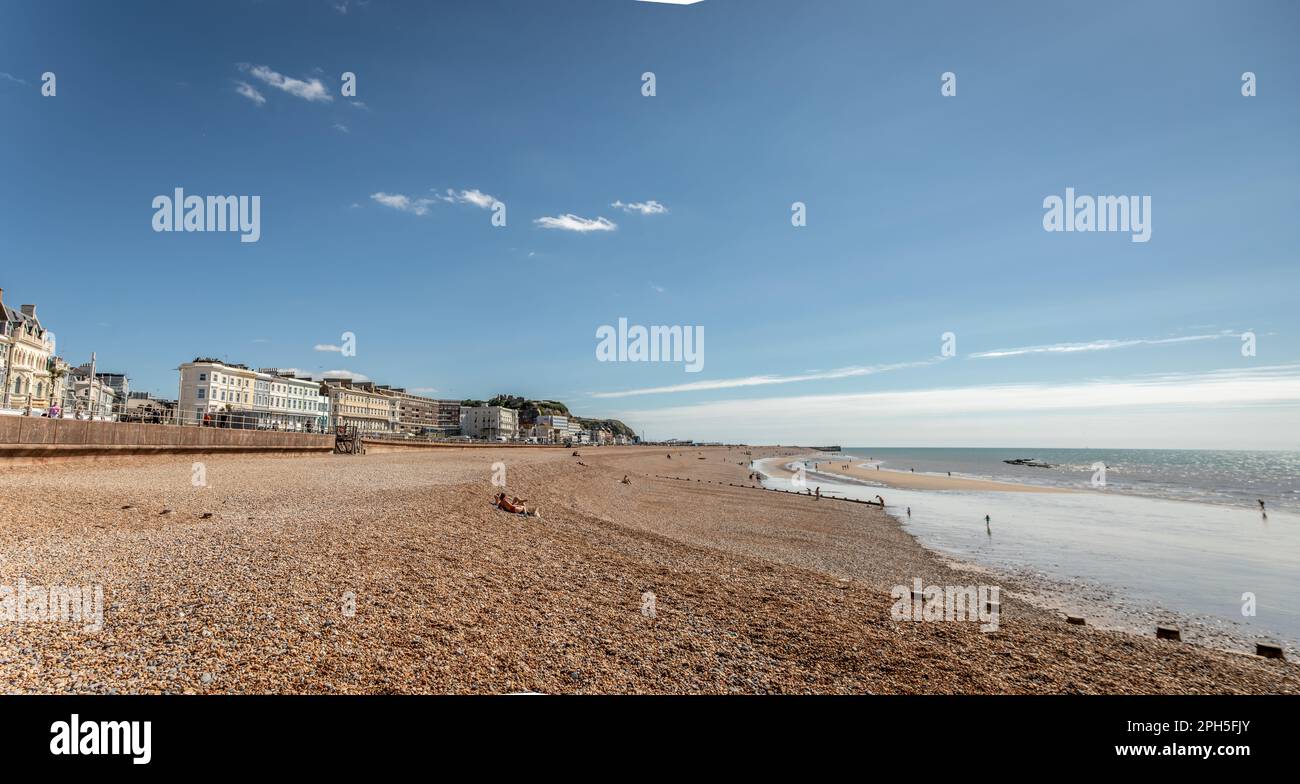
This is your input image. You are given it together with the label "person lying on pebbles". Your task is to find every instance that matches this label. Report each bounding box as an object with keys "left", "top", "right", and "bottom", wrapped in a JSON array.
[{"left": 491, "top": 492, "right": 541, "bottom": 517}]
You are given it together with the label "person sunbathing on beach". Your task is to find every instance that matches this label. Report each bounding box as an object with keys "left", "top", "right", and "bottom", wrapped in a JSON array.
[{"left": 492, "top": 492, "right": 540, "bottom": 517}]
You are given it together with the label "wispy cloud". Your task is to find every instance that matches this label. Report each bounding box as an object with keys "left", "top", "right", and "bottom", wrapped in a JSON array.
[
  {"left": 534, "top": 214, "right": 617, "bottom": 232},
  {"left": 970, "top": 332, "right": 1237, "bottom": 359},
  {"left": 592, "top": 359, "right": 942, "bottom": 398},
  {"left": 612, "top": 199, "right": 667, "bottom": 215},
  {"left": 237, "top": 63, "right": 332, "bottom": 103},
  {"left": 332, "top": 122, "right": 350, "bottom": 133},
  {"left": 0, "top": 72, "right": 29, "bottom": 86},
  {"left": 370, "top": 192, "right": 434, "bottom": 215},
  {"left": 650, "top": 283, "right": 666, "bottom": 294},
  {"left": 437, "top": 188, "right": 498, "bottom": 208},
  {"left": 234, "top": 81, "right": 266, "bottom": 105},
  {"left": 314, "top": 343, "right": 344, "bottom": 353},
  {"left": 606, "top": 365, "right": 1300, "bottom": 448}
]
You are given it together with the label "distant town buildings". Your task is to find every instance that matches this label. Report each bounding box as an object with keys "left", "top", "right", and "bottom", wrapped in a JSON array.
[
  {"left": 460, "top": 405, "right": 518, "bottom": 441},
  {"left": 3, "top": 283, "right": 642, "bottom": 442}
]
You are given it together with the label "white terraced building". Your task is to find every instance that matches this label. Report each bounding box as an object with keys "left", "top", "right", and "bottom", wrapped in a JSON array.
[{"left": 178, "top": 359, "right": 329, "bottom": 430}]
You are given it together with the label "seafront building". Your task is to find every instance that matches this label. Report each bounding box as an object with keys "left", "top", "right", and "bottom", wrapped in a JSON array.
[
  {"left": 178, "top": 359, "right": 329, "bottom": 430},
  {"left": 376, "top": 386, "right": 462, "bottom": 437},
  {"left": 531, "top": 414, "right": 583, "bottom": 444},
  {"left": 322, "top": 378, "right": 398, "bottom": 436},
  {"left": 256, "top": 369, "right": 329, "bottom": 431},
  {"left": 73, "top": 364, "right": 130, "bottom": 402},
  {"left": 460, "top": 405, "right": 518, "bottom": 441},
  {"left": 0, "top": 288, "right": 57, "bottom": 413},
  {"left": 70, "top": 374, "right": 118, "bottom": 418},
  {"left": 178, "top": 359, "right": 258, "bottom": 425}
]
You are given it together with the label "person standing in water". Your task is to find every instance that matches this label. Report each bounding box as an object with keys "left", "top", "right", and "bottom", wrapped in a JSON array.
[{"left": 906, "top": 507, "right": 911, "bottom": 517}]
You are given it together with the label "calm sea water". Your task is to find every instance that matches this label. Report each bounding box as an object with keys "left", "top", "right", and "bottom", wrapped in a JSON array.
[
  {"left": 755, "top": 449, "right": 1300, "bottom": 652},
  {"left": 843, "top": 447, "right": 1300, "bottom": 514}
]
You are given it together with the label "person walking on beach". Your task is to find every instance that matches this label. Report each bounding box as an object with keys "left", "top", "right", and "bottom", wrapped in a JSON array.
[
  {"left": 815, "top": 486, "right": 821, "bottom": 501},
  {"left": 1258, "top": 499, "right": 1266, "bottom": 512},
  {"left": 906, "top": 506, "right": 911, "bottom": 517}
]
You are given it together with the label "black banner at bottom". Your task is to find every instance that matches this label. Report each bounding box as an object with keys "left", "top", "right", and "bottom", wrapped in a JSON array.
[{"left": 0, "top": 694, "right": 1285, "bottom": 771}]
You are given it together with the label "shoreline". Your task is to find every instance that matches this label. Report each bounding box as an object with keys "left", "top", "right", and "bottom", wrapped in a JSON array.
[
  {"left": 759, "top": 452, "right": 1299, "bottom": 660},
  {"left": 761, "top": 455, "right": 1075, "bottom": 493}
]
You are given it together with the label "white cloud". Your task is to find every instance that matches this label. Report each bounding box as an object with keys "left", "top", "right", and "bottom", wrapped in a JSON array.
[
  {"left": 970, "top": 332, "right": 1235, "bottom": 359},
  {"left": 437, "top": 188, "right": 498, "bottom": 208},
  {"left": 612, "top": 199, "right": 667, "bottom": 215},
  {"left": 0, "top": 72, "right": 30, "bottom": 86},
  {"left": 234, "top": 81, "right": 266, "bottom": 106},
  {"left": 314, "top": 344, "right": 343, "bottom": 353},
  {"left": 534, "top": 214, "right": 617, "bottom": 232},
  {"left": 592, "top": 360, "right": 942, "bottom": 398},
  {"left": 370, "top": 192, "right": 434, "bottom": 215},
  {"left": 650, "top": 283, "right": 666, "bottom": 293},
  {"left": 333, "top": 122, "right": 350, "bottom": 133},
  {"left": 606, "top": 365, "right": 1300, "bottom": 449},
  {"left": 237, "top": 63, "right": 332, "bottom": 103}
]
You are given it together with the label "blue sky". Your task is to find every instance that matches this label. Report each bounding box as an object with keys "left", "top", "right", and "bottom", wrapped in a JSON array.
[{"left": 3, "top": 0, "right": 1298, "bottom": 447}]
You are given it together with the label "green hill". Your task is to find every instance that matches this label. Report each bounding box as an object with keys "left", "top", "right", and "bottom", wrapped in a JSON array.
[{"left": 459, "top": 394, "right": 635, "bottom": 438}]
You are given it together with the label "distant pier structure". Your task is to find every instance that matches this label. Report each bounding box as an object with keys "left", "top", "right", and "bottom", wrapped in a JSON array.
[{"left": 811, "top": 446, "right": 841, "bottom": 452}]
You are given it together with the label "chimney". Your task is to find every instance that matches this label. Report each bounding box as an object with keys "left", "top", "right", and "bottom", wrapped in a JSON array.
[
  {"left": 21, "top": 304, "right": 36, "bottom": 317},
  {"left": 0, "top": 287, "right": 5, "bottom": 308}
]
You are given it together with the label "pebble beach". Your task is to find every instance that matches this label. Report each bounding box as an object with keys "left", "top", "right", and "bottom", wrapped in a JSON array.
[{"left": 1, "top": 446, "right": 1297, "bottom": 694}]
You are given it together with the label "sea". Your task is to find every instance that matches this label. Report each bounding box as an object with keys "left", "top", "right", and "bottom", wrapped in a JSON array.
[{"left": 755, "top": 447, "right": 1300, "bottom": 654}]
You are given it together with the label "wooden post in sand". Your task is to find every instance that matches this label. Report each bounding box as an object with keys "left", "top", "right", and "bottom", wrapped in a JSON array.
[
  {"left": 1255, "top": 642, "right": 1285, "bottom": 660},
  {"left": 1156, "top": 625, "right": 1181, "bottom": 641}
]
